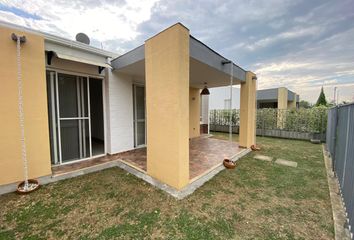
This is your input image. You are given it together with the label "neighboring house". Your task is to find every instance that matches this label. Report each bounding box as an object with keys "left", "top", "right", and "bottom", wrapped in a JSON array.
[
  {"left": 257, "top": 87, "right": 299, "bottom": 109},
  {"left": 208, "top": 86, "right": 299, "bottom": 110},
  {"left": 0, "top": 22, "right": 257, "bottom": 192}
]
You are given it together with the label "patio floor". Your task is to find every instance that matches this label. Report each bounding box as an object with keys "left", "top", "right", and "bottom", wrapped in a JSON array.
[
  {"left": 116, "top": 136, "right": 241, "bottom": 179},
  {"left": 52, "top": 136, "right": 242, "bottom": 180}
]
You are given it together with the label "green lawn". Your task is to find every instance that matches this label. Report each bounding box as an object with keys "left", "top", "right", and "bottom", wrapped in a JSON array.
[{"left": 0, "top": 133, "right": 334, "bottom": 240}]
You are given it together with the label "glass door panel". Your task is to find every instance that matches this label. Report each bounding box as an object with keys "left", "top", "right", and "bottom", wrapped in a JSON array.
[
  {"left": 60, "top": 120, "right": 80, "bottom": 161},
  {"left": 58, "top": 74, "right": 78, "bottom": 118},
  {"left": 59, "top": 119, "right": 91, "bottom": 162},
  {"left": 133, "top": 85, "right": 146, "bottom": 147}
]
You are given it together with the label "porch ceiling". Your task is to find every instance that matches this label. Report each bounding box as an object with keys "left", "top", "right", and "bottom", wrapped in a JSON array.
[
  {"left": 111, "top": 58, "right": 243, "bottom": 88},
  {"left": 111, "top": 35, "right": 247, "bottom": 88}
]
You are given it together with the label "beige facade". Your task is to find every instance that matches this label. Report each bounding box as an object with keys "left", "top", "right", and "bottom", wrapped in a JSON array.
[{"left": 0, "top": 26, "right": 52, "bottom": 185}]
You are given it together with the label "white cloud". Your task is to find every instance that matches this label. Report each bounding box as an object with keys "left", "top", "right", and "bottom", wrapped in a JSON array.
[
  {"left": 245, "top": 26, "right": 324, "bottom": 51},
  {"left": 0, "top": 0, "right": 159, "bottom": 50}
]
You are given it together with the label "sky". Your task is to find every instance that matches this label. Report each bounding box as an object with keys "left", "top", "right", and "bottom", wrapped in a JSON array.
[{"left": 1, "top": 0, "right": 353, "bottom": 104}]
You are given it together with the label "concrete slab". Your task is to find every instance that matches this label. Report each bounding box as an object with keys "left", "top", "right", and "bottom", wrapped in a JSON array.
[
  {"left": 254, "top": 154, "right": 272, "bottom": 162},
  {"left": 275, "top": 159, "right": 298, "bottom": 168}
]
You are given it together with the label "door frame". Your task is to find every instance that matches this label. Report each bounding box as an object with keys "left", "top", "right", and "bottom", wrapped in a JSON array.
[{"left": 47, "top": 68, "right": 107, "bottom": 165}]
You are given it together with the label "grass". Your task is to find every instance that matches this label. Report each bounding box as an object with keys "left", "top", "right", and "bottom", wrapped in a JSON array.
[{"left": 0, "top": 133, "right": 334, "bottom": 239}]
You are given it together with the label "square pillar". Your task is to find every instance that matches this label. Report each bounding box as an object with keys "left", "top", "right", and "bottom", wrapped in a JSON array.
[
  {"left": 145, "top": 23, "right": 190, "bottom": 189},
  {"left": 239, "top": 71, "right": 257, "bottom": 148},
  {"left": 277, "top": 87, "right": 288, "bottom": 128},
  {"left": 277, "top": 87, "right": 288, "bottom": 109}
]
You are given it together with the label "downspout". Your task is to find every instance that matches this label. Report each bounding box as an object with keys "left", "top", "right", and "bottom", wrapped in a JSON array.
[
  {"left": 222, "top": 60, "right": 233, "bottom": 142},
  {"left": 229, "top": 62, "right": 234, "bottom": 142}
]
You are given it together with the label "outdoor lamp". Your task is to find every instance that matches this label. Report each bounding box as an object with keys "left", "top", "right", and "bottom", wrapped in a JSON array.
[{"left": 200, "top": 82, "right": 210, "bottom": 95}]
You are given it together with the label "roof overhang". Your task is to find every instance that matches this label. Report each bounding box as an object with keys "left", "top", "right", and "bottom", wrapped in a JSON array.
[{"left": 110, "top": 35, "right": 247, "bottom": 88}]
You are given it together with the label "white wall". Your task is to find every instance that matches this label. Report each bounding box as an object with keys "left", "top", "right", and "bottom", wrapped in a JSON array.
[
  {"left": 209, "top": 86, "right": 240, "bottom": 110},
  {"left": 200, "top": 95, "right": 209, "bottom": 124},
  {"left": 105, "top": 70, "right": 134, "bottom": 154}
]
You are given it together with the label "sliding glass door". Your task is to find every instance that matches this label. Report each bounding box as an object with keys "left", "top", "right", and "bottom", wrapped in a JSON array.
[
  {"left": 133, "top": 85, "right": 146, "bottom": 147},
  {"left": 47, "top": 71, "right": 104, "bottom": 164}
]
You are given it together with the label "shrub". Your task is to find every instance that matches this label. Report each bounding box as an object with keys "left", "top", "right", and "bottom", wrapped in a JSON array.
[{"left": 210, "top": 107, "right": 328, "bottom": 133}]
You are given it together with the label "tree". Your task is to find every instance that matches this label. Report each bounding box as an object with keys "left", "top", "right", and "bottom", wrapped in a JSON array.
[
  {"left": 299, "top": 100, "right": 312, "bottom": 109},
  {"left": 315, "top": 87, "right": 327, "bottom": 106}
]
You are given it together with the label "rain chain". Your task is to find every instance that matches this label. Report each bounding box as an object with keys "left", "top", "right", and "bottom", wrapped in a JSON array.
[{"left": 14, "top": 34, "right": 29, "bottom": 191}]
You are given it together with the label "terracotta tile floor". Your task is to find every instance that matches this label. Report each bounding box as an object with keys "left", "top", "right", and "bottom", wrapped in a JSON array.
[
  {"left": 52, "top": 137, "right": 241, "bottom": 180},
  {"left": 116, "top": 137, "right": 241, "bottom": 179},
  {"left": 52, "top": 154, "right": 121, "bottom": 175}
]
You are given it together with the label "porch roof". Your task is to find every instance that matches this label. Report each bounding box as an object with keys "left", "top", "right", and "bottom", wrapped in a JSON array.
[{"left": 110, "top": 35, "right": 247, "bottom": 88}]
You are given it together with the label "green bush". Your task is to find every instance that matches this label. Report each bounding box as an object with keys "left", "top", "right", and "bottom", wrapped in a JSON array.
[{"left": 210, "top": 107, "right": 328, "bottom": 133}]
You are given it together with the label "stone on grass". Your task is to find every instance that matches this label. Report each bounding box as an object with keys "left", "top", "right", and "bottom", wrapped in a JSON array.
[
  {"left": 254, "top": 154, "right": 272, "bottom": 162},
  {"left": 275, "top": 159, "right": 297, "bottom": 168},
  {"left": 310, "top": 139, "right": 321, "bottom": 144}
]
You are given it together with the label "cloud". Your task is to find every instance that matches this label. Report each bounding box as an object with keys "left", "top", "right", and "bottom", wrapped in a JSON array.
[
  {"left": 252, "top": 24, "right": 354, "bottom": 102},
  {"left": 0, "top": 0, "right": 353, "bottom": 103},
  {"left": 0, "top": 0, "right": 159, "bottom": 51}
]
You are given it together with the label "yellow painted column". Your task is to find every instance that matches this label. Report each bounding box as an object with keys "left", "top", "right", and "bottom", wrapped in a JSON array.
[
  {"left": 0, "top": 26, "right": 52, "bottom": 185},
  {"left": 277, "top": 87, "right": 288, "bottom": 109},
  {"left": 277, "top": 87, "right": 288, "bottom": 128},
  {"left": 239, "top": 71, "right": 257, "bottom": 148},
  {"left": 189, "top": 88, "right": 200, "bottom": 139},
  {"left": 145, "top": 23, "right": 190, "bottom": 190}
]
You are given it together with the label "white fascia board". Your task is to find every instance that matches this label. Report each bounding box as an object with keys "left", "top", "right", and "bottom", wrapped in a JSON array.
[{"left": 44, "top": 37, "right": 117, "bottom": 58}]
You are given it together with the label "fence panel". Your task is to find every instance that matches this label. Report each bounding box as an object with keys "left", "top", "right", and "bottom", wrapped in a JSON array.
[
  {"left": 210, "top": 108, "right": 327, "bottom": 141},
  {"left": 326, "top": 107, "right": 337, "bottom": 157},
  {"left": 327, "top": 103, "right": 354, "bottom": 239}
]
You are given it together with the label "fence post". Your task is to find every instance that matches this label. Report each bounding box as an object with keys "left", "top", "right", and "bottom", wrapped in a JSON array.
[
  {"left": 262, "top": 111, "right": 265, "bottom": 137},
  {"left": 332, "top": 107, "right": 338, "bottom": 173}
]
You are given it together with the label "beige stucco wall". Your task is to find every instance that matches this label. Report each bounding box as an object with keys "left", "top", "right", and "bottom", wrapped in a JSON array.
[
  {"left": 189, "top": 88, "right": 200, "bottom": 138},
  {"left": 0, "top": 26, "right": 52, "bottom": 185},
  {"left": 239, "top": 72, "right": 257, "bottom": 148},
  {"left": 277, "top": 87, "right": 288, "bottom": 128},
  {"left": 287, "top": 92, "right": 297, "bottom": 109},
  {"left": 277, "top": 87, "right": 288, "bottom": 110},
  {"left": 145, "top": 23, "right": 190, "bottom": 190}
]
